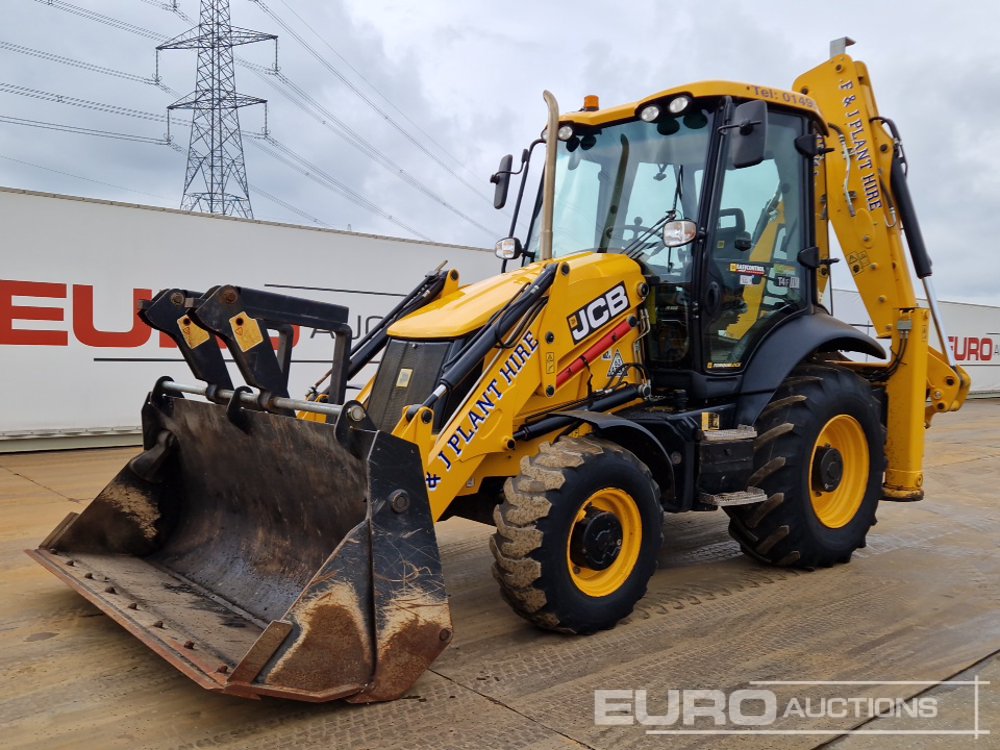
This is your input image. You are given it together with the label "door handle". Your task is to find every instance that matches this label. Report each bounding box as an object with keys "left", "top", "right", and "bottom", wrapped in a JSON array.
[{"left": 704, "top": 280, "right": 721, "bottom": 319}]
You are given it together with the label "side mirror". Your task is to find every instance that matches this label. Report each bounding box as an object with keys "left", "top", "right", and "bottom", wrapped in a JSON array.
[
  {"left": 495, "top": 237, "right": 523, "bottom": 260},
  {"left": 490, "top": 154, "right": 514, "bottom": 209},
  {"left": 731, "top": 100, "right": 767, "bottom": 169},
  {"left": 662, "top": 220, "right": 697, "bottom": 248}
]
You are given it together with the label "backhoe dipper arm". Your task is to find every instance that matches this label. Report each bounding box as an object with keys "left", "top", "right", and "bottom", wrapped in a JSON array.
[{"left": 793, "top": 38, "right": 969, "bottom": 501}]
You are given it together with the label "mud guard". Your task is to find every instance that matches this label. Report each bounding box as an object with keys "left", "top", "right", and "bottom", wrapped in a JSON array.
[
  {"left": 734, "top": 310, "right": 885, "bottom": 425},
  {"left": 552, "top": 409, "right": 675, "bottom": 497}
]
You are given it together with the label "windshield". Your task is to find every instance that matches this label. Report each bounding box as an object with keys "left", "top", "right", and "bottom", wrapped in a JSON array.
[{"left": 525, "top": 107, "right": 713, "bottom": 272}]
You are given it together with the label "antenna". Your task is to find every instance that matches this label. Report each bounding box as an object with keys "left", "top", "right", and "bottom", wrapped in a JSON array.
[{"left": 157, "top": 0, "right": 276, "bottom": 217}]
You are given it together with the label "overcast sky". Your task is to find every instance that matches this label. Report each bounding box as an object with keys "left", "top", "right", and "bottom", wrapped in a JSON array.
[{"left": 1, "top": 0, "right": 998, "bottom": 304}]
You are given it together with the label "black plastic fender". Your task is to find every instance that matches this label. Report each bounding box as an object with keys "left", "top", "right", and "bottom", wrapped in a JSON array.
[
  {"left": 734, "top": 310, "right": 885, "bottom": 426},
  {"left": 554, "top": 409, "right": 675, "bottom": 502}
]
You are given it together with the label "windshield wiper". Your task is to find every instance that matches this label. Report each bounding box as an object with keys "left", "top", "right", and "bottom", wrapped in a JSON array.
[
  {"left": 625, "top": 165, "right": 685, "bottom": 258},
  {"left": 623, "top": 212, "right": 675, "bottom": 258}
]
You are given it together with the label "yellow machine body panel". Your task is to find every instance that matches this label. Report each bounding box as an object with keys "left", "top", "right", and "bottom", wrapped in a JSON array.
[
  {"left": 561, "top": 80, "right": 822, "bottom": 128},
  {"left": 392, "top": 252, "right": 647, "bottom": 519},
  {"left": 389, "top": 265, "right": 540, "bottom": 339}
]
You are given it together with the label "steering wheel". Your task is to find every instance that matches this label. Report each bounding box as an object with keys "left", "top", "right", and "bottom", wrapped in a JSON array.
[{"left": 605, "top": 219, "right": 659, "bottom": 252}]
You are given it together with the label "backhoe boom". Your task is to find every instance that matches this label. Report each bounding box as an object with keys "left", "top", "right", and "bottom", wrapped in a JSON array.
[{"left": 794, "top": 38, "right": 969, "bottom": 499}]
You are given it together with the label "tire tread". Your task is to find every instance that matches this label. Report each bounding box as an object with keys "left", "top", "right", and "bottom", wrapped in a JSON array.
[
  {"left": 726, "top": 364, "right": 885, "bottom": 569},
  {"left": 490, "top": 437, "right": 661, "bottom": 633}
]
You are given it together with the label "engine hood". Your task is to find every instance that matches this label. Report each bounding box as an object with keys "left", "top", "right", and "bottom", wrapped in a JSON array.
[{"left": 388, "top": 252, "right": 642, "bottom": 339}]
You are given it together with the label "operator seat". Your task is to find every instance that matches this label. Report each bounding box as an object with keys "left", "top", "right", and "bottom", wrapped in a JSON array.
[{"left": 708, "top": 208, "right": 752, "bottom": 331}]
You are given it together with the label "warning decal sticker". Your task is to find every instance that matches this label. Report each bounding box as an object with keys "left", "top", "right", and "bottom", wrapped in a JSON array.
[
  {"left": 229, "top": 311, "right": 265, "bottom": 352},
  {"left": 177, "top": 315, "right": 210, "bottom": 349}
]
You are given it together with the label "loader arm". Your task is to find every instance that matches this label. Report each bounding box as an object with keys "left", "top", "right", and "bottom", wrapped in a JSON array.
[{"left": 793, "top": 38, "right": 970, "bottom": 499}]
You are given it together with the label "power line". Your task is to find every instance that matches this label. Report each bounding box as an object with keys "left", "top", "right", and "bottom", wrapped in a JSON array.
[
  {"left": 40, "top": 0, "right": 488, "bottom": 210},
  {"left": 136, "top": 0, "right": 486, "bottom": 203},
  {"left": 248, "top": 135, "right": 431, "bottom": 240},
  {"left": 0, "top": 132, "right": 327, "bottom": 231},
  {"left": 0, "top": 98, "right": 243, "bottom": 153},
  {"left": 137, "top": 0, "right": 194, "bottom": 24},
  {"left": 0, "top": 114, "right": 169, "bottom": 144},
  {"left": 248, "top": 181, "right": 330, "bottom": 227},
  {"left": 272, "top": 0, "right": 472, "bottom": 176},
  {"left": 239, "top": 60, "right": 497, "bottom": 238},
  {"left": 27, "top": 0, "right": 491, "bottom": 238},
  {"left": 247, "top": 0, "right": 494, "bottom": 207},
  {"left": 32, "top": 0, "right": 163, "bottom": 40},
  {"left": 0, "top": 81, "right": 168, "bottom": 122},
  {"left": 0, "top": 119, "right": 333, "bottom": 230},
  {"left": 0, "top": 112, "right": 433, "bottom": 239},
  {"left": 0, "top": 87, "right": 420, "bottom": 236},
  {"left": 252, "top": 135, "right": 431, "bottom": 239},
  {"left": 0, "top": 152, "right": 168, "bottom": 199},
  {"left": 0, "top": 40, "right": 178, "bottom": 95}
]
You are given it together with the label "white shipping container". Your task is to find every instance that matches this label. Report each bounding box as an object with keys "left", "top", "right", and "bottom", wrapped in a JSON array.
[
  {"left": 0, "top": 187, "right": 499, "bottom": 450},
  {"left": 824, "top": 288, "right": 1000, "bottom": 393}
]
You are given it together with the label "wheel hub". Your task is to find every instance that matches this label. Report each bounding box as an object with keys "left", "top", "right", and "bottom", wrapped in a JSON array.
[
  {"left": 812, "top": 445, "right": 844, "bottom": 492},
  {"left": 570, "top": 510, "right": 623, "bottom": 571}
]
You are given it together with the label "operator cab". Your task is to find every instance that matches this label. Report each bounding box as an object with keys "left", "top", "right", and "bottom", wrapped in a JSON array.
[{"left": 504, "top": 87, "right": 823, "bottom": 403}]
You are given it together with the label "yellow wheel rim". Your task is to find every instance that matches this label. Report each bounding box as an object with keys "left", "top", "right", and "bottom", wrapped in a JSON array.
[
  {"left": 810, "top": 414, "right": 869, "bottom": 529},
  {"left": 566, "top": 488, "right": 642, "bottom": 597}
]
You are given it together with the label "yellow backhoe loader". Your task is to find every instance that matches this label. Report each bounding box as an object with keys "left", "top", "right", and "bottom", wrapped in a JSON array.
[{"left": 30, "top": 38, "right": 969, "bottom": 702}]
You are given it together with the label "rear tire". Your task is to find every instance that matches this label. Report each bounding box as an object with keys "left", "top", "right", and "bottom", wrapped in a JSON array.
[
  {"left": 491, "top": 437, "right": 663, "bottom": 634},
  {"left": 725, "top": 364, "right": 885, "bottom": 568}
]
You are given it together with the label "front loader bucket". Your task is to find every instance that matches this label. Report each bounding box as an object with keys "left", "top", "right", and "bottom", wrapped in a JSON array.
[{"left": 28, "top": 392, "right": 452, "bottom": 703}]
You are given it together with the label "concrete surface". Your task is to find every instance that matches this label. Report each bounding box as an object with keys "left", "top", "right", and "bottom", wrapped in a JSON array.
[{"left": 1, "top": 401, "right": 997, "bottom": 749}]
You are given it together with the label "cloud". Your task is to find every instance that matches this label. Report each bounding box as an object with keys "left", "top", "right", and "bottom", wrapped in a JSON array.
[{"left": 1, "top": 0, "right": 997, "bottom": 304}]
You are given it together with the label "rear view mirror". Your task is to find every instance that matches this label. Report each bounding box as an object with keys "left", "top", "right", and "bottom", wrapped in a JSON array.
[
  {"left": 731, "top": 100, "right": 767, "bottom": 169},
  {"left": 490, "top": 154, "right": 514, "bottom": 209}
]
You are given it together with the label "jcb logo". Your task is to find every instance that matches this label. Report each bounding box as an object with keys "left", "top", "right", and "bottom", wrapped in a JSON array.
[{"left": 567, "top": 283, "right": 630, "bottom": 343}]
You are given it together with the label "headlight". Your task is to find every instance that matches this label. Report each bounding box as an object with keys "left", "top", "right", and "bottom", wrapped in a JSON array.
[
  {"left": 668, "top": 95, "right": 691, "bottom": 114},
  {"left": 495, "top": 237, "right": 522, "bottom": 260},
  {"left": 639, "top": 104, "right": 661, "bottom": 123},
  {"left": 541, "top": 124, "right": 575, "bottom": 141},
  {"left": 662, "top": 220, "right": 698, "bottom": 248}
]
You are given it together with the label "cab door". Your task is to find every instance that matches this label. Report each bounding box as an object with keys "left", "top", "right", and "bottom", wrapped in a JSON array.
[{"left": 701, "top": 107, "right": 812, "bottom": 372}]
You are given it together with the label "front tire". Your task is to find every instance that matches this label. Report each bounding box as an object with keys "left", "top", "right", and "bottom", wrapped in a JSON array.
[
  {"left": 726, "top": 364, "right": 885, "bottom": 568},
  {"left": 491, "top": 437, "right": 663, "bottom": 634}
]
